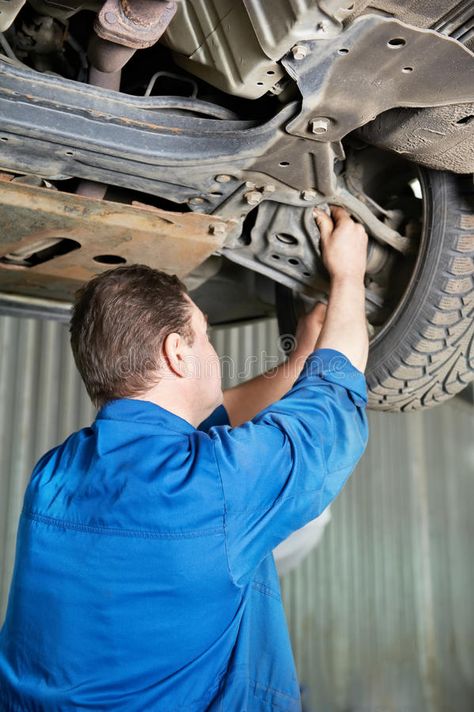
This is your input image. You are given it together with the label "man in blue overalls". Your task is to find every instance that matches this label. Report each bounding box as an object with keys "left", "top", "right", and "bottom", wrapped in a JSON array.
[{"left": 0, "top": 207, "right": 369, "bottom": 710}]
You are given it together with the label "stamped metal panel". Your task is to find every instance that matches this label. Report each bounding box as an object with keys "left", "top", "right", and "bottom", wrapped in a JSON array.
[
  {"left": 163, "top": 0, "right": 365, "bottom": 97},
  {"left": 165, "top": 4, "right": 474, "bottom": 108},
  {"left": 163, "top": 0, "right": 285, "bottom": 98},
  {"left": 284, "top": 15, "right": 474, "bottom": 142},
  {"left": 242, "top": 0, "right": 355, "bottom": 58}
]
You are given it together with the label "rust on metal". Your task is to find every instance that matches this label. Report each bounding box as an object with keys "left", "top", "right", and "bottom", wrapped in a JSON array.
[
  {"left": 94, "top": 0, "right": 178, "bottom": 49},
  {"left": 0, "top": 181, "right": 231, "bottom": 302}
]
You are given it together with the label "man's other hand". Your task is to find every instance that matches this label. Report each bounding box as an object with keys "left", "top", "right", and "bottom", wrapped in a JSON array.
[{"left": 294, "top": 302, "right": 327, "bottom": 357}]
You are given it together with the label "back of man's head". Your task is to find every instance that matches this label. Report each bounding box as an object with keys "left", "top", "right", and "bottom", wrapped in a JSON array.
[{"left": 70, "top": 264, "right": 193, "bottom": 409}]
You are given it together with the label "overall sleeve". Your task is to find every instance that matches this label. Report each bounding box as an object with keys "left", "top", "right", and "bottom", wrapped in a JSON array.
[{"left": 208, "top": 348, "right": 369, "bottom": 586}]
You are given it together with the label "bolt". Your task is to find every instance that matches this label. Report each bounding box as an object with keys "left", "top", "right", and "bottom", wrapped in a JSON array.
[
  {"left": 244, "top": 190, "right": 262, "bottom": 206},
  {"left": 215, "top": 174, "right": 232, "bottom": 183},
  {"left": 301, "top": 190, "right": 317, "bottom": 201},
  {"left": 245, "top": 181, "right": 256, "bottom": 189},
  {"left": 104, "top": 11, "right": 116, "bottom": 23},
  {"left": 209, "top": 223, "right": 226, "bottom": 236},
  {"left": 310, "top": 117, "right": 331, "bottom": 134},
  {"left": 291, "top": 44, "right": 308, "bottom": 61},
  {"left": 188, "top": 196, "right": 204, "bottom": 205}
]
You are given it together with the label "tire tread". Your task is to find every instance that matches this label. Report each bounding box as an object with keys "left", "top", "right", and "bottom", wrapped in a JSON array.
[{"left": 367, "top": 171, "right": 473, "bottom": 411}]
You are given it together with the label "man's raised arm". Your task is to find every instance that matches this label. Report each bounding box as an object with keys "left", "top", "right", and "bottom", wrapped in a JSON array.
[
  {"left": 223, "top": 206, "right": 368, "bottom": 426},
  {"left": 313, "top": 206, "right": 368, "bottom": 372}
]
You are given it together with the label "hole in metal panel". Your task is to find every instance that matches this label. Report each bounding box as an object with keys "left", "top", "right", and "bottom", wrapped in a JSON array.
[
  {"left": 275, "top": 233, "right": 298, "bottom": 245},
  {"left": 387, "top": 37, "right": 406, "bottom": 48},
  {"left": 456, "top": 114, "right": 474, "bottom": 125},
  {"left": 0, "top": 237, "right": 81, "bottom": 267}
]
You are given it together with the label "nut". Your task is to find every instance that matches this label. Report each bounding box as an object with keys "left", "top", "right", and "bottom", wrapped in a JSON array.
[
  {"left": 301, "top": 190, "right": 317, "bottom": 201},
  {"left": 188, "top": 196, "right": 204, "bottom": 205},
  {"left": 310, "top": 117, "right": 331, "bottom": 134},
  {"left": 291, "top": 44, "right": 308, "bottom": 61},
  {"left": 215, "top": 174, "right": 232, "bottom": 183},
  {"left": 244, "top": 190, "right": 262, "bottom": 206}
]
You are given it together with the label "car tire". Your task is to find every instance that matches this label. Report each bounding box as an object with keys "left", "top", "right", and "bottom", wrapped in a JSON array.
[{"left": 275, "top": 169, "right": 474, "bottom": 411}]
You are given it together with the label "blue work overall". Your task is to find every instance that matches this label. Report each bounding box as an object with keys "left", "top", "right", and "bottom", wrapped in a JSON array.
[{"left": 0, "top": 348, "right": 368, "bottom": 711}]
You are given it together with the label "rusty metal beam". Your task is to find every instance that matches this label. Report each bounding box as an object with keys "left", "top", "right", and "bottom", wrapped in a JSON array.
[{"left": 0, "top": 179, "right": 232, "bottom": 302}]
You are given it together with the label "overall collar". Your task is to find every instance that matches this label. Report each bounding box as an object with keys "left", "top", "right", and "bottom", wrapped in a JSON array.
[{"left": 95, "top": 398, "right": 196, "bottom": 434}]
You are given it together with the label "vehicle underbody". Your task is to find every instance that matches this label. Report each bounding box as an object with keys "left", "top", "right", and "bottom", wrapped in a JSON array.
[{"left": 0, "top": 0, "right": 473, "bottom": 410}]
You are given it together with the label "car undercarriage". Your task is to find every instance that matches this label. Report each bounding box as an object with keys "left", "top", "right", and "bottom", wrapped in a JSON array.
[{"left": 0, "top": 0, "right": 473, "bottom": 410}]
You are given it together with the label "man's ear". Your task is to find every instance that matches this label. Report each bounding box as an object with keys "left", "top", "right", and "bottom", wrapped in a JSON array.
[{"left": 162, "top": 332, "right": 189, "bottom": 378}]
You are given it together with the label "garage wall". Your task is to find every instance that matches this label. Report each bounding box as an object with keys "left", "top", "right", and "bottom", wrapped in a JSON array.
[{"left": 1, "top": 314, "right": 473, "bottom": 712}]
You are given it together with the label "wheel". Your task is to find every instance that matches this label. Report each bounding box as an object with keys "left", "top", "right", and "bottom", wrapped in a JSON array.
[{"left": 275, "top": 160, "right": 474, "bottom": 412}]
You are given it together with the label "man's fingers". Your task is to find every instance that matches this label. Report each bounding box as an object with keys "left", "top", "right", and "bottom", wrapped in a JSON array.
[
  {"left": 330, "top": 205, "right": 352, "bottom": 225},
  {"left": 313, "top": 208, "right": 334, "bottom": 241}
]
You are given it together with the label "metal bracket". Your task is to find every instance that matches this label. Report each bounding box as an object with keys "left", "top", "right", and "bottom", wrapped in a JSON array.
[{"left": 249, "top": 137, "right": 345, "bottom": 195}]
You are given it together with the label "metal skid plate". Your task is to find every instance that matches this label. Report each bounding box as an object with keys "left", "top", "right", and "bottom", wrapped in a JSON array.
[
  {"left": 0, "top": 178, "right": 230, "bottom": 302},
  {"left": 284, "top": 15, "right": 474, "bottom": 142}
]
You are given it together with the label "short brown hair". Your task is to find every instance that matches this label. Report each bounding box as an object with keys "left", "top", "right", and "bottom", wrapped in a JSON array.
[{"left": 70, "top": 264, "right": 193, "bottom": 408}]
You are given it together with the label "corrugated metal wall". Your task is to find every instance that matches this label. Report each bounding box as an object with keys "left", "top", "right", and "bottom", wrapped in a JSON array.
[{"left": 1, "top": 314, "right": 473, "bottom": 711}]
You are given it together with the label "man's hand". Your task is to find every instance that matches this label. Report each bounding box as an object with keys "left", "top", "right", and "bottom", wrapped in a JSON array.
[
  {"left": 312, "top": 206, "right": 369, "bottom": 372},
  {"left": 314, "top": 206, "right": 368, "bottom": 283}
]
